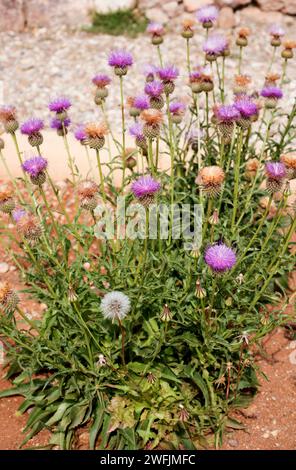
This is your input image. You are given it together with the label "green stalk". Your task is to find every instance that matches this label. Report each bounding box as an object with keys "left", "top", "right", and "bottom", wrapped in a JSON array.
[
  {"left": 119, "top": 76, "right": 126, "bottom": 191},
  {"left": 16, "top": 306, "right": 40, "bottom": 332},
  {"left": 205, "top": 92, "right": 210, "bottom": 142},
  {"left": 157, "top": 45, "right": 163, "bottom": 67},
  {"left": 186, "top": 38, "right": 191, "bottom": 75},
  {"left": 281, "top": 58, "right": 288, "bottom": 85},
  {"left": 166, "top": 95, "right": 175, "bottom": 243},
  {"left": 96, "top": 148, "right": 107, "bottom": 203},
  {"left": 238, "top": 46, "right": 243, "bottom": 74},
  {"left": 148, "top": 138, "right": 155, "bottom": 176},
  {"left": 231, "top": 128, "right": 243, "bottom": 233},
  {"left": 215, "top": 59, "right": 224, "bottom": 102},
  {"left": 62, "top": 128, "right": 76, "bottom": 184}
]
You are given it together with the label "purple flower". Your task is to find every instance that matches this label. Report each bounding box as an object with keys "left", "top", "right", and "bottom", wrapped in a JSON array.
[
  {"left": 74, "top": 125, "right": 87, "bottom": 142},
  {"left": 189, "top": 70, "right": 202, "bottom": 82},
  {"left": 234, "top": 98, "right": 258, "bottom": 118},
  {"left": 216, "top": 104, "right": 240, "bottom": 123},
  {"left": 265, "top": 162, "right": 286, "bottom": 180},
  {"left": 144, "top": 80, "right": 164, "bottom": 97},
  {"left": 129, "top": 123, "right": 145, "bottom": 139},
  {"left": 49, "top": 97, "right": 71, "bottom": 113},
  {"left": 169, "top": 102, "right": 186, "bottom": 115},
  {"left": 203, "top": 35, "right": 228, "bottom": 56},
  {"left": 51, "top": 117, "right": 71, "bottom": 130},
  {"left": 92, "top": 74, "right": 111, "bottom": 87},
  {"left": 196, "top": 5, "right": 219, "bottom": 25},
  {"left": 261, "top": 86, "right": 283, "bottom": 100},
  {"left": 108, "top": 50, "right": 133, "bottom": 68},
  {"left": 20, "top": 118, "right": 44, "bottom": 136},
  {"left": 131, "top": 175, "right": 161, "bottom": 199},
  {"left": 133, "top": 95, "right": 150, "bottom": 110},
  {"left": 147, "top": 22, "right": 164, "bottom": 36},
  {"left": 269, "top": 24, "right": 285, "bottom": 37},
  {"left": 205, "top": 243, "right": 236, "bottom": 273},
  {"left": 12, "top": 208, "right": 27, "bottom": 222},
  {"left": 144, "top": 64, "right": 157, "bottom": 79},
  {"left": 157, "top": 65, "right": 179, "bottom": 82},
  {"left": 22, "top": 156, "right": 48, "bottom": 177}
]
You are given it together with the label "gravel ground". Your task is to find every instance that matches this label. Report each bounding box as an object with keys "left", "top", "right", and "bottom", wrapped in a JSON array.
[{"left": 0, "top": 24, "right": 296, "bottom": 130}]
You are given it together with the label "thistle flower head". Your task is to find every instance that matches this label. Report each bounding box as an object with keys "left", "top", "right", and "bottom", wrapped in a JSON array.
[
  {"left": 215, "top": 104, "right": 240, "bottom": 123},
  {"left": 0, "top": 186, "right": 13, "bottom": 202},
  {"left": 141, "top": 109, "right": 163, "bottom": 125},
  {"left": 260, "top": 86, "right": 283, "bottom": 99},
  {"left": 50, "top": 117, "right": 71, "bottom": 130},
  {"left": 101, "top": 291, "right": 131, "bottom": 321},
  {"left": 269, "top": 24, "right": 285, "bottom": 37},
  {"left": 189, "top": 70, "right": 202, "bottom": 83},
  {"left": 265, "top": 161, "right": 286, "bottom": 180},
  {"left": 182, "top": 18, "right": 195, "bottom": 31},
  {"left": 92, "top": 74, "right": 111, "bottom": 88},
  {"left": 197, "top": 166, "right": 225, "bottom": 197},
  {"left": 133, "top": 94, "right": 150, "bottom": 111},
  {"left": 169, "top": 101, "right": 186, "bottom": 116},
  {"left": 48, "top": 97, "right": 71, "bottom": 113},
  {"left": 74, "top": 125, "right": 87, "bottom": 142},
  {"left": 20, "top": 118, "right": 44, "bottom": 136},
  {"left": 280, "top": 152, "right": 296, "bottom": 170},
  {"left": 265, "top": 73, "right": 281, "bottom": 86},
  {"left": 77, "top": 180, "right": 99, "bottom": 198},
  {"left": 16, "top": 213, "right": 43, "bottom": 241},
  {"left": 205, "top": 243, "right": 237, "bottom": 273},
  {"left": 196, "top": 4, "right": 219, "bottom": 25},
  {"left": 0, "top": 105, "right": 17, "bottom": 123},
  {"left": 131, "top": 175, "right": 161, "bottom": 199},
  {"left": 0, "top": 282, "right": 19, "bottom": 314},
  {"left": 108, "top": 50, "right": 133, "bottom": 68},
  {"left": 129, "top": 123, "right": 145, "bottom": 139},
  {"left": 237, "top": 27, "right": 250, "bottom": 39},
  {"left": 144, "top": 80, "right": 164, "bottom": 97},
  {"left": 203, "top": 34, "right": 228, "bottom": 56},
  {"left": 22, "top": 156, "right": 48, "bottom": 177},
  {"left": 234, "top": 75, "right": 251, "bottom": 87},
  {"left": 282, "top": 40, "right": 296, "bottom": 50},
  {"left": 147, "top": 22, "right": 165, "bottom": 36},
  {"left": 157, "top": 64, "right": 179, "bottom": 82},
  {"left": 12, "top": 207, "right": 27, "bottom": 222},
  {"left": 234, "top": 97, "right": 258, "bottom": 118},
  {"left": 84, "top": 122, "right": 108, "bottom": 138},
  {"left": 143, "top": 64, "right": 157, "bottom": 81}
]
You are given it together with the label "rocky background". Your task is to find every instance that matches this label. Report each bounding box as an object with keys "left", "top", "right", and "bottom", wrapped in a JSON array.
[{"left": 1, "top": 0, "right": 296, "bottom": 32}]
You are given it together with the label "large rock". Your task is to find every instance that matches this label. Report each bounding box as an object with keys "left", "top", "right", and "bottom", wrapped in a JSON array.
[
  {"left": 24, "top": 0, "right": 92, "bottom": 29},
  {"left": 216, "top": 0, "right": 252, "bottom": 8},
  {"left": 0, "top": 0, "right": 25, "bottom": 32},
  {"left": 183, "top": 0, "right": 211, "bottom": 13},
  {"left": 238, "top": 6, "right": 284, "bottom": 24},
  {"left": 146, "top": 7, "right": 169, "bottom": 23},
  {"left": 93, "top": 0, "right": 137, "bottom": 14},
  {"left": 257, "top": 0, "right": 296, "bottom": 14},
  {"left": 218, "top": 6, "right": 236, "bottom": 29},
  {"left": 162, "top": 1, "right": 180, "bottom": 18}
]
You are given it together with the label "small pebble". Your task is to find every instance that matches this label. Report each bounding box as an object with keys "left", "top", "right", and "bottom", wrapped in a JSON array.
[{"left": 0, "top": 262, "right": 9, "bottom": 273}]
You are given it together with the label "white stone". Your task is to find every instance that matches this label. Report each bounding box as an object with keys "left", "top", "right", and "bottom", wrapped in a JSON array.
[
  {"left": 146, "top": 7, "right": 169, "bottom": 23},
  {"left": 0, "top": 262, "right": 9, "bottom": 274},
  {"left": 218, "top": 7, "right": 236, "bottom": 29},
  {"left": 93, "top": 0, "right": 137, "bottom": 14},
  {"left": 162, "top": 1, "right": 179, "bottom": 18},
  {"left": 184, "top": 0, "right": 210, "bottom": 13}
]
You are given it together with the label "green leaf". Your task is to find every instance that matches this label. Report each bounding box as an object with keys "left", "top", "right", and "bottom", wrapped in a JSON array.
[
  {"left": 46, "top": 402, "right": 73, "bottom": 427},
  {"left": 89, "top": 406, "right": 104, "bottom": 450}
]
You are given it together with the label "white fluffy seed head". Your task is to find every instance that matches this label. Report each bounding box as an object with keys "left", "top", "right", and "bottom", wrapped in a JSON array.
[{"left": 101, "top": 291, "right": 131, "bottom": 321}]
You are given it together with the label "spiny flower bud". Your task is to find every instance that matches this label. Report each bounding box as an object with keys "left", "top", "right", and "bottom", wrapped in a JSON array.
[
  {"left": 209, "top": 209, "right": 219, "bottom": 225},
  {"left": 236, "top": 28, "right": 250, "bottom": 47},
  {"left": 131, "top": 175, "right": 161, "bottom": 207},
  {"left": 181, "top": 18, "right": 195, "bottom": 39},
  {"left": 281, "top": 40, "right": 296, "bottom": 59},
  {"left": 147, "top": 372, "right": 156, "bottom": 384},
  {"left": 147, "top": 22, "right": 165, "bottom": 45},
  {"left": 0, "top": 106, "right": 19, "bottom": 134},
  {"left": 196, "top": 166, "right": 225, "bottom": 198},
  {"left": 0, "top": 282, "right": 19, "bottom": 314},
  {"left": 17, "top": 214, "right": 43, "bottom": 242},
  {"left": 195, "top": 280, "right": 206, "bottom": 299},
  {"left": 0, "top": 187, "right": 15, "bottom": 214},
  {"left": 141, "top": 109, "right": 163, "bottom": 140},
  {"left": 160, "top": 303, "right": 172, "bottom": 322},
  {"left": 265, "top": 161, "right": 286, "bottom": 193},
  {"left": 84, "top": 122, "right": 108, "bottom": 149},
  {"left": 77, "top": 180, "right": 99, "bottom": 211},
  {"left": 178, "top": 405, "right": 189, "bottom": 422}
]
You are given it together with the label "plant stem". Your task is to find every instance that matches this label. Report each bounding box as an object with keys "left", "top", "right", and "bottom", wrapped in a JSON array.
[
  {"left": 231, "top": 128, "right": 243, "bottom": 233},
  {"left": 16, "top": 306, "right": 40, "bottom": 332},
  {"left": 119, "top": 76, "right": 126, "bottom": 191},
  {"left": 96, "top": 149, "right": 107, "bottom": 203},
  {"left": 157, "top": 45, "right": 163, "bottom": 67},
  {"left": 238, "top": 46, "right": 243, "bottom": 74},
  {"left": 186, "top": 38, "right": 191, "bottom": 75},
  {"left": 118, "top": 318, "right": 126, "bottom": 366}
]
